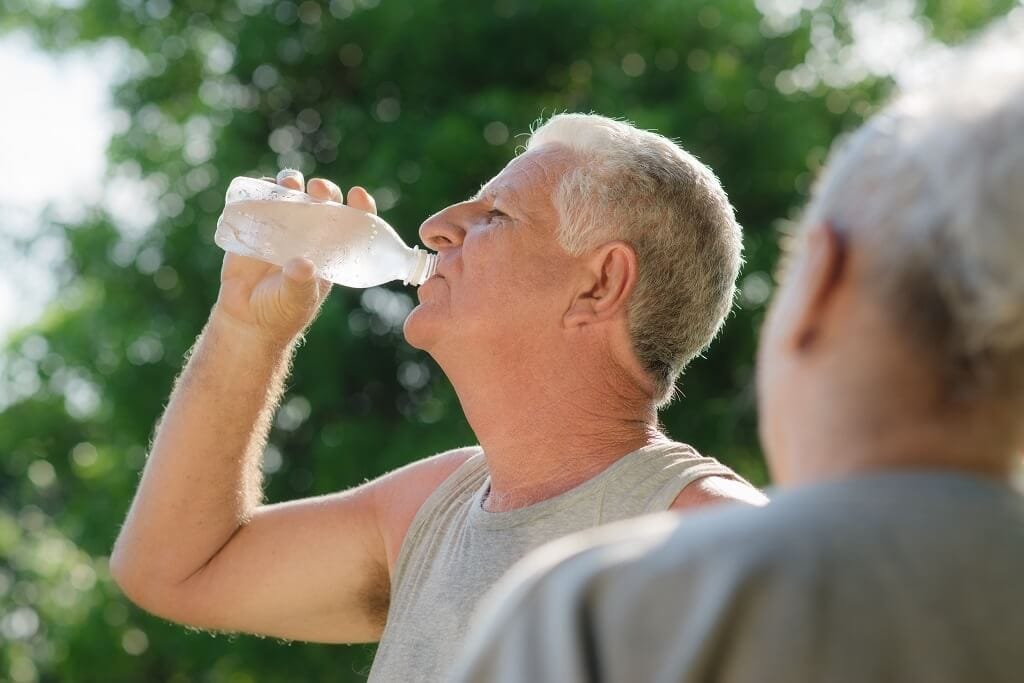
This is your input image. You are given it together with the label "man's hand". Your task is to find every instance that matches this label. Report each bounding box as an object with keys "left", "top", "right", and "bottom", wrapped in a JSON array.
[{"left": 213, "top": 169, "right": 379, "bottom": 345}]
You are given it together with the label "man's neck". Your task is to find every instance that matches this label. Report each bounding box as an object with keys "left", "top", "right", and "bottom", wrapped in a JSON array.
[
  {"left": 480, "top": 423, "right": 668, "bottom": 512},
  {"left": 446, "top": 354, "right": 664, "bottom": 512},
  {"left": 776, "top": 397, "right": 1017, "bottom": 487}
]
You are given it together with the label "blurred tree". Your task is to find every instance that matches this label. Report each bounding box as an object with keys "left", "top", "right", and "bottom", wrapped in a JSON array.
[{"left": 0, "top": 0, "right": 1016, "bottom": 680}]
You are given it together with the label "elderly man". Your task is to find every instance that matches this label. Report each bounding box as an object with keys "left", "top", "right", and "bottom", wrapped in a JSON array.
[
  {"left": 109, "top": 114, "right": 766, "bottom": 680},
  {"left": 451, "top": 27, "right": 1024, "bottom": 683}
]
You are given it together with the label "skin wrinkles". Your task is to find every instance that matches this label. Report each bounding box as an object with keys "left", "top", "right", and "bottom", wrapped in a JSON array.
[
  {"left": 476, "top": 157, "right": 559, "bottom": 224},
  {"left": 405, "top": 144, "right": 687, "bottom": 512}
]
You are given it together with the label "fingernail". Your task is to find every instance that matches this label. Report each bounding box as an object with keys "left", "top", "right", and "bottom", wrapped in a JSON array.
[
  {"left": 284, "top": 257, "right": 315, "bottom": 281},
  {"left": 277, "top": 168, "right": 304, "bottom": 183}
]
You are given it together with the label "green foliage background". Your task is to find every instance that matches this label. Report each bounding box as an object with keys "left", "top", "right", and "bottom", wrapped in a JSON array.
[{"left": 0, "top": 0, "right": 1015, "bottom": 680}]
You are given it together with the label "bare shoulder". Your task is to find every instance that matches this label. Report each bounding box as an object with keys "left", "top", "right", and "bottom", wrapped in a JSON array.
[
  {"left": 370, "top": 446, "right": 482, "bottom": 572},
  {"left": 670, "top": 475, "right": 769, "bottom": 512}
]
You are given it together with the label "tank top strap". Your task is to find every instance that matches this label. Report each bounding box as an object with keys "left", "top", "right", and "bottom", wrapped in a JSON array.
[{"left": 593, "top": 441, "right": 741, "bottom": 521}]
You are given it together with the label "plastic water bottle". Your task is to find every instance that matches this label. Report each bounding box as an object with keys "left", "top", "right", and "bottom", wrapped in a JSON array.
[{"left": 214, "top": 176, "right": 437, "bottom": 288}]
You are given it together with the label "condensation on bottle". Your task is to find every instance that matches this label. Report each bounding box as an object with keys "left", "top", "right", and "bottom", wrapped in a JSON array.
[{"left": 214, "top": 177, "right": 437, "bottom": 288}]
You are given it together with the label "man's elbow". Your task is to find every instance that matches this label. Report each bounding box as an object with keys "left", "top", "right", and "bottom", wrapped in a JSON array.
[
  {"left": 109, "top": 542, "right": 180, "bottom": 619},
  {"left": 109, "top": 544, "right": 154, "bottom": 607}
]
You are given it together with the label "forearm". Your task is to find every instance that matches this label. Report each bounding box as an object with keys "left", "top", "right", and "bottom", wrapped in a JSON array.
[{"left": 111, "top": 308, "right": 296, "bottom": 590}]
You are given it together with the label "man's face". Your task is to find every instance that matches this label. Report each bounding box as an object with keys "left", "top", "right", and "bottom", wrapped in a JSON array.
[{"left": 403, "top": 145, "right": 581, "bottom": 360}]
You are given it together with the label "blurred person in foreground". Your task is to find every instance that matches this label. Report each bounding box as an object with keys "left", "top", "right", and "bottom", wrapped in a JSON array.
[
  {"left": 108, "top": 113, "right": 766, "bottom": 681},
  {"left": 451, "top": 23, "right": 1024, "bottom": 683}
]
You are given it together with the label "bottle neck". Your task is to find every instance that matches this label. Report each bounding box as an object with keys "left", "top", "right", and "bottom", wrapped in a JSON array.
[{"left": 404, "top": 246, "right": 437, "bottom": 286}]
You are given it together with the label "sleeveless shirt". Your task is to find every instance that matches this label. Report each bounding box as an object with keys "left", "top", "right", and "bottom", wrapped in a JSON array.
[{"left": 367, "top": 441, "right": 740, "bottom": 682}]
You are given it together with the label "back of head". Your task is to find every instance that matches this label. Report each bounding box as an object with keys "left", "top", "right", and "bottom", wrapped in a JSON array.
[
  {"left": 527, "top": 114, "right": 743, "bottom": 407},
  {"left": 802, "top": 20, "right": 1024, "bottom": 418}
]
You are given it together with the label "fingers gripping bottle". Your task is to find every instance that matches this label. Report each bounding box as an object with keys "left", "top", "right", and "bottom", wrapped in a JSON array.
[{"left": 214, "top": 177, "right": 437, "bottom": 288}]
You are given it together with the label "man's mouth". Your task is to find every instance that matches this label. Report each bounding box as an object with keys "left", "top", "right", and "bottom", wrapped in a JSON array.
[{"left": 416, "top": 273, "right": 444, "bottom": 301}]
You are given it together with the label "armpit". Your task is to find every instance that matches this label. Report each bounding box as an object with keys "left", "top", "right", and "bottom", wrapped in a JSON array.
[{"left": 359, "top": 557, "right": 392, "bottom": 634}]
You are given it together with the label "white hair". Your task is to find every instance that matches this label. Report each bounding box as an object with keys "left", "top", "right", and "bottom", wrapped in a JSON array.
[
  {"left": 526, "top": 114, "right": 743, "bottom": 407},
  {"left": 802, "top": 19, "right": 1024, "bottom": 400}
]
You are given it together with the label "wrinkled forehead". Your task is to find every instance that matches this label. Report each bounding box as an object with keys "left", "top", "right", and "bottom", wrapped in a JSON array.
[{"left": 474, "top": 144, "right": 577, "bottom": 204}]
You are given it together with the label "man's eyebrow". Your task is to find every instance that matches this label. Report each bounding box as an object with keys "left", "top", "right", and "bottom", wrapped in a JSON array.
[
  {"left": 470, "top": 183, "right": 500, "bottom": 202},
  {"left": 470, "top": 182, "right": 531, "bottom": 218}
]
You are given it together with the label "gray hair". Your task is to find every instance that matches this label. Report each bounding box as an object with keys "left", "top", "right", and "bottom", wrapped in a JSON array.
[
  {"left": 526, "top": 114, "right": 743, "bottom": 407},
  {"left": 801, "top": 20, "right": 1024, "bottom": 403}
]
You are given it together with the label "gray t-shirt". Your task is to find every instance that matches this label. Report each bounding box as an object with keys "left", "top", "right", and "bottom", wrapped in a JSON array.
[
  {"left": 453, "top": 471, "right": 1024, "bottom": 683},
  {"left": 367, "top": 441, "right": 741, "bottom": 682}
]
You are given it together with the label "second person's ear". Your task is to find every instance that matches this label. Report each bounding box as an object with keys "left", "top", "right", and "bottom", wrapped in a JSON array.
[{"left": 785, "top": 223, "right": 848, "bottom": 352}]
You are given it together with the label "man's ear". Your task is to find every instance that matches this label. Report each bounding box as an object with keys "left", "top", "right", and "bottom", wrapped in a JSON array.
[
  {"left": 564, "top": 241, "right": 639, "bottom": 328},
  {"left": 785, "top": 223, "right": 847, "bottom": 352}
]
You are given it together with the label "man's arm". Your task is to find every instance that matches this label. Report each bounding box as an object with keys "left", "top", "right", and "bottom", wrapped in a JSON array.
[
  {"left": 110, "top": 306, "right": 474, "bottom": 643},
  {"left": 109, "top": 172, "right": 472, "bottom": 643}
]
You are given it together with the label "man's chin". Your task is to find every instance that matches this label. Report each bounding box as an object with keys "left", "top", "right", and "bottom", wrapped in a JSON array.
[{"left": 402, "top": 306, "right": 437, "bottom": 351}]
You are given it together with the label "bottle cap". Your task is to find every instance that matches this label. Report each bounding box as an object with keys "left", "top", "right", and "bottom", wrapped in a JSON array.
[{"left": 405, "top": 246, "right": 438, "bottom": 286}]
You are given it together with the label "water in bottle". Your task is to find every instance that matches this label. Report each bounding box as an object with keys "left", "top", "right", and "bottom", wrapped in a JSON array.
[{"left": 214, "top": 176, "right": 437, "bottom": 288}]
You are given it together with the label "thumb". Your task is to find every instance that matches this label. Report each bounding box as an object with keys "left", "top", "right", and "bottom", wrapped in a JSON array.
[{"left": 281, "top": 258, "right": 320, "bottom": 309}]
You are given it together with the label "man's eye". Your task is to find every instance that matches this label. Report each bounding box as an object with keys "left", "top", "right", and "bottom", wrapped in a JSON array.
[{"left": 487, "top": 209, "right": 508, "bottom": 222}]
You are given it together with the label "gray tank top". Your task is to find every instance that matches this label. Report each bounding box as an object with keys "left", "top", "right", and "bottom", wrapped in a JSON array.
[{"left": 367, "top": 441, "right": 738, "bottom": 682}]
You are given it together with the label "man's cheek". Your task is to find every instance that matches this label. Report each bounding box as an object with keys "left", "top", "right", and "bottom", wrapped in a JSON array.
[{"left": 464, "top": 263, "right": 513, "bottom": 299}]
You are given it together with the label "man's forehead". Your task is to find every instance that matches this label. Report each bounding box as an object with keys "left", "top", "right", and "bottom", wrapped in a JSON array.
[
  {"left": 472, "top": 146, "right": 572, "bottom": 201},
  {"left": 473, "top": 160, "right": 529, "bottom": 201}
]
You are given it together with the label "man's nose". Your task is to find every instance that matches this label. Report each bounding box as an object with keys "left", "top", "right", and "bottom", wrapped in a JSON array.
[{"left": 419, "top": 203, "right": 468, "bottom": 250}]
